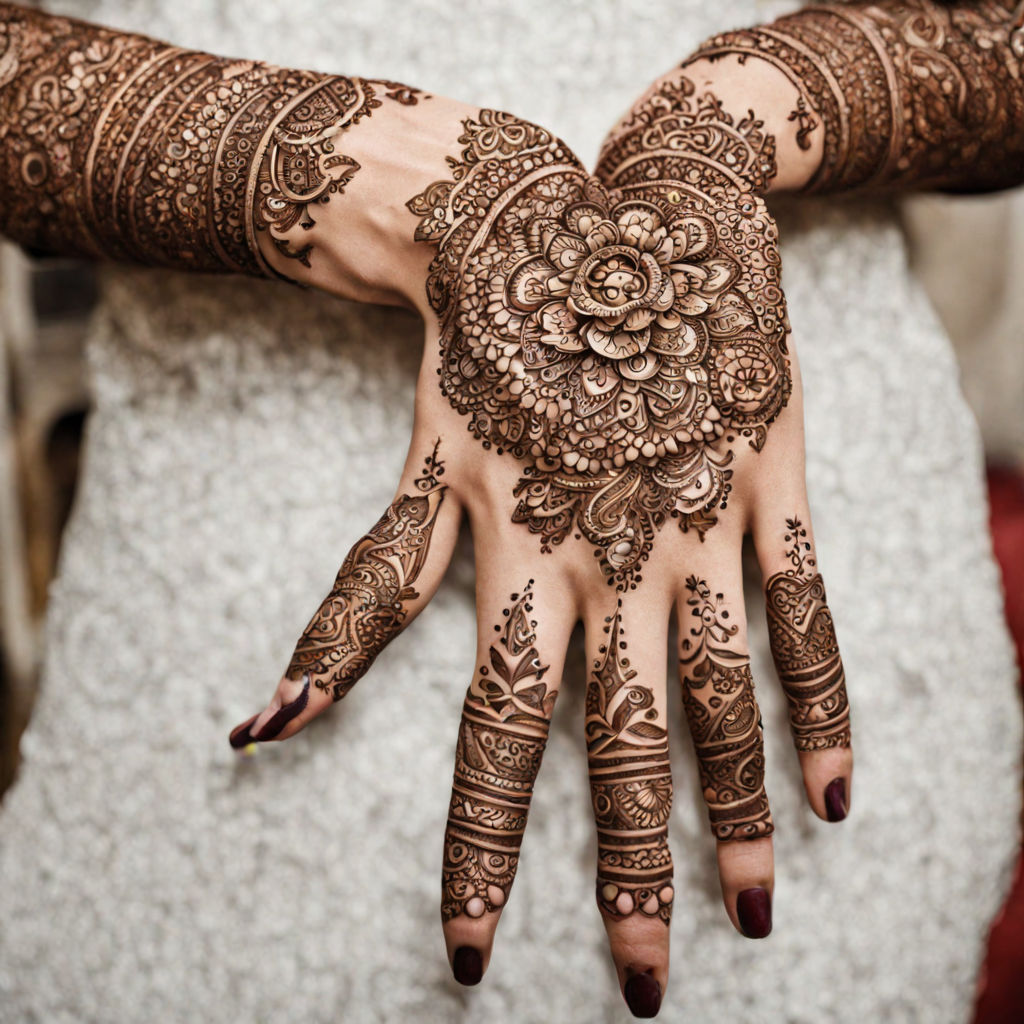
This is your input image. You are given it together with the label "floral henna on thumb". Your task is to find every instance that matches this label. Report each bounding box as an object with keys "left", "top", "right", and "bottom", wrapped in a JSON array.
[{"left": 284, "top": 442, "right": 447, "bottom": 702}]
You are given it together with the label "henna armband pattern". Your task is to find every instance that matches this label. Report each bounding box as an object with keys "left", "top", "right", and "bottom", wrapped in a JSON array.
[
  {"left": 0, "top": 5, "right": 422, "bottom": 274},
  {"left": 284, "top": 443, "right": 446, "bottom": 702},
  {"left": 443, "top": 582, "right": 555, "bottom": 921},
  {"left": 765, "top": 518, "right": 851, "bottom": 751},
  {"left": 409, "top": 107, "right": 790, "bottom": 584},
  {"left": 586, "top": 605, "right": 674, "bottom": 923},
  {"left": 694, "top": 0, "right": 1024, "bottom": 194},
  {"left": 679, "top": 576, "right": 772, "bottom": 842}
]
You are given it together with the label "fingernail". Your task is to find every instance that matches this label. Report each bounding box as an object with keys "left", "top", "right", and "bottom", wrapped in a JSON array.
[
  {"left": 228, "top": 718, "right": 258, "bottom": 750},
  {"left": 825, "top": 777, "right": 847, "bottom": 822},
  {"left": 737, "top": 887, "right": 772, "bottom": 939},
  {"left": 623, "top": 969, "right": 661, "bottom": 1018},
  {"left": 452, "top": 945, "right": 483, "bottom": 986},
  {"left": 252, "top": 677, "right": 310, "bottom": 742}
]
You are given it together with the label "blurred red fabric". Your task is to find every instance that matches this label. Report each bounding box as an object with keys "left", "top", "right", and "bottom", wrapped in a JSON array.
[{"left": 973, "top": 466, "right": 1024, "bottom": 1024}]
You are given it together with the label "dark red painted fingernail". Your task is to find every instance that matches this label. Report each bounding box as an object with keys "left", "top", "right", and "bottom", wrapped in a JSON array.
[
  {"left": 825, "top": 777, "right": 848, "bottom": 822},
  {"left": 623, "top": 969, "right": 661, "bottom": 1018},
  {"left": 452, "top": 945, "right": 483, "bottom": 986},
  {"left": 229, "top": 716, "right": 259, "bottom": 749},
  {"left": 252, "top": 678, "right": 310, "bottom": 742},
  {"left": 737, "top": 887, "right": 772, "bottom": 939}
]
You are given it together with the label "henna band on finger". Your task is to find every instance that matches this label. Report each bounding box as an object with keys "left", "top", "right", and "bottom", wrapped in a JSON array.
[
  {"left": 765, "top": 518, "right": 851, "bottom": 751},
  {"left": 679, "top": 577, "right": 773, "bottom": 842},
  {"left": 587, "top": 605, "right": 675, "bottom": 923},
  {"left": 443, "top": 582, "right": 556, "bottom": 921}
]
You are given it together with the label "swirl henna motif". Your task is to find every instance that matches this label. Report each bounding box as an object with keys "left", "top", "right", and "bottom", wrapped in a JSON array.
[
  {"left": 765, "top": 518, "right": 851, "bottom": 751},
  {"left": 0, "top": 6, "right": 423, "bottom": 275},
  {"left": 284, "top": 442, "right": 446, "bottom": 702},
  {"left": 409, "top": 107, "right": 790, "bottom": 584},
  {"left": 586, "top": 605, "right": 674, "bottom": 923},
  {"left": 694, "top": 0, "right": 1024, "bottom": 194},
  {"left": 679, "top": 576, "right": 772, "bottom": 842},
  {"left": 443, "top": 582, "right": 555, "bottom": 922}
]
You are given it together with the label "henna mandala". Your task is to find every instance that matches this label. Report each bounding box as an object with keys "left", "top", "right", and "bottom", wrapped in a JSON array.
[
  {"left": 0, "top": 6, "right": 424, "bottom": 275},
  {"left": 765, "top": 518, "right": 851, "bottom": 751},
  {"left": 409, "top": 108, "right": 790, "bottom": 584},
  {"left": 586, "top": 604, "right": 674, "bottom": 923},
  {"left": 679, "top": 576, "right": 772, "bottom": 842},
  {"left": 694, "top": 0, "right": 1024, "bottom": 193},
  {"left": 285, "top": 442, "right": 446, "bottom": 701},
  {"left": 443, "top": 581, "right": 555, "bottom": 921}
]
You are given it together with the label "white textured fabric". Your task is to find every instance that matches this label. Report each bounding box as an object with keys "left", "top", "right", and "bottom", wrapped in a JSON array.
[{"left": 0, "top": 2, "right": 1020, "bottom": 1023}]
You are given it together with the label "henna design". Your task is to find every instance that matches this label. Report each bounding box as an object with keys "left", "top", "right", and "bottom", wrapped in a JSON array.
[
  {"left": 594, "top": 74, "right": 778, "bottom": 194},
  {"left": 694, "top": 0, "right": 1024, "bottom": 194},
  {"left": 765, "top": 518, "right": 851, "bottom": 751},
  {"left": 586, "top": 604, "right": 674, "bottom": 923},
  {"left": 443, "top": 581, "right": 555, "bottom": 922},
  {"left": 0, "top": 6, "right": 423, "bottom": 275},
  {"left": 679, "top": 576, "right": 772, "bottom": 842},
  {"left": 409, "top": 109, "right": 790, "bottom": 584},
  {"left": 284, "top": 442, "right": 446, "bottom": 702}
]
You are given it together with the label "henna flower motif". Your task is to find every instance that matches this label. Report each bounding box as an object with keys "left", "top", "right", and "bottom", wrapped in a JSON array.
[
  {"left": 411, "top": 113, "right": 790, "bottom": 582},
  {"left": 508, "top": 200, "right": 736, "bottom": 373}
]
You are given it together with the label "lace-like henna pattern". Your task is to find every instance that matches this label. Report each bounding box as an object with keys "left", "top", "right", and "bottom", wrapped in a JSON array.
[
  {"left": 694, "top": 0, "right": 1024, "bottom": 194},
  {"left": 0, "top": 6, "right": 423, "bottom": 274},
  {"left": 679, "top": 576, "right": 772, "bottom": 841},
  {"left": 284, "top": 442, "right": 446, "bottom": 702},
  {"left": 594, "top": 73, "right": 778, "bottom": 194},
  {"left": 409, "top": 110, "right": 790, "bottom": 585},
  {"left": 765, "top": 518, "right": 851, "bottom": 751},
  {"left": 586, "top": 604, "right": 674, "bottom": 923},
  {"left": 443, "top": 582, "right": 555, "bottom": 921}
]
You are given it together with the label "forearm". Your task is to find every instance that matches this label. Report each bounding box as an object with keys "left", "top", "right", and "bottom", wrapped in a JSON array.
[
  {"left": 692, "top": 0, "right": 1024, "bottom": 195},
  {"left": 600, "top": 1, "right": 1024, "bottom": 198},
  {"left": 0, "top": 3, "right": 479, "bottom": 309}
]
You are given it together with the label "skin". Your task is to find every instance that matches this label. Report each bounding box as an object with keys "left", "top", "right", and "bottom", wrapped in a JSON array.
[{"left": 3, "top": 0, "right": 1021, "bottom": 1016}]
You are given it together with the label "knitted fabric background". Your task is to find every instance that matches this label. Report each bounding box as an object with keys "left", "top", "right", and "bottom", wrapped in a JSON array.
[{"left": 0, "top": 2, "right": 1019, "bottom": 1021}]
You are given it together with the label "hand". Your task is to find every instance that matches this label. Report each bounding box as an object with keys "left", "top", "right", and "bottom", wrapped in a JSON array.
[{"left": 230, "top": 90, "right": 852, "bottom": 1016}]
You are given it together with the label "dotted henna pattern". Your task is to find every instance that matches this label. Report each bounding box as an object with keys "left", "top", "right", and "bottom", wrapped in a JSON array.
[
  {"left": 694, "top": 0, "right": 1024, "bottom": 194},
  {"left": 586, "top": 604, "right": 674, "bottom": 923},
  {"left": 443, "top": 581, "right": 555, "bottom": 922},
  {"left": 765, "top": 518, "right": 851, "bottom": 751},
  {"left": 679, "top": 576, "right": 773, "bottom": 841},
  {"left": 0, "top": 6, "right": 423, "bottom": 275},
  {"left": 408, "top": 103, "right": 791, "bottom": 585}
]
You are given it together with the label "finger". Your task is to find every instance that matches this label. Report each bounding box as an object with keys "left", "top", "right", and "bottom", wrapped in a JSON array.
[
  {"left": 677, "top": 568, "right": 775, "bottom": 940},
  {"left": 585, "top": 595, "right": 673, "bottom": 1018},
  {"left": 442, "top": 572, "right": 574, "bottom": 987},
  {"left": 747, "top": 359, "right": 853, "bottom": 821},
  {"left": 229, "top": 439, "right": 461, "bottom": 748},
  {"left": 756, "top": 512, "right": 852, "bottom": 820}
]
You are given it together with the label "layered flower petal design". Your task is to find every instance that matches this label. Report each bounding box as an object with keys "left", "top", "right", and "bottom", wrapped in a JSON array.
[{"left": 409, "top": 110, "right": 790, "bottom": 582}]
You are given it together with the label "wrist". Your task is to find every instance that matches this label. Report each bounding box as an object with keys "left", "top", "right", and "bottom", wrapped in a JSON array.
[
  {"left": 596, "top": 54, "right": 824, "bottom": 196},
  {"left": 254, "top": 92, "right": 476, "bottom": 313}
]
